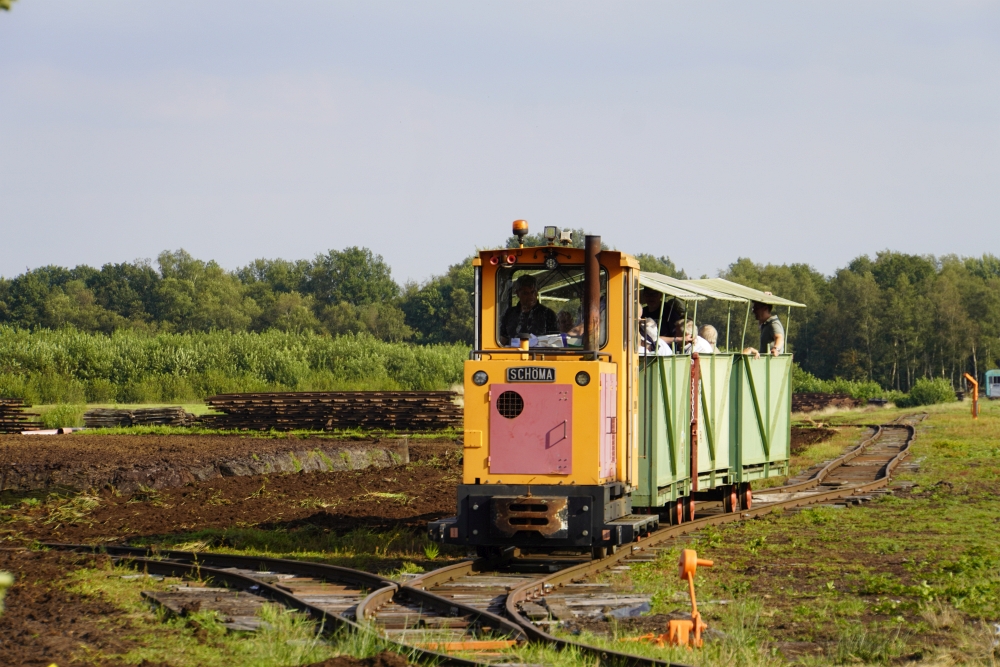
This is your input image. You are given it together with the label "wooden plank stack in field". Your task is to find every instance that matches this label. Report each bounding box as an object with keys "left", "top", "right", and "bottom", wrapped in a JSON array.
[
  {"left": 0, "top": 398, "right": 44, "bottom": 433},
  {"left": 200, "top": 391, "right": 463, "bottom": 432},
  {"left": 791, "top": 393, "right": 863, "bottom": 413},
  {"left": 84, "top": 407, "right": 198, "bottom": 428}
]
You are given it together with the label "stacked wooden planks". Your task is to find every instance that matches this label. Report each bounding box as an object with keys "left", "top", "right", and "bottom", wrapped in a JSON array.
[
  {"left": 0, "top": 398, "right": 44, "bottom": 433},
  {"left": 200, "top": 391, "right": 462, "bottom": 432},
  {"left": 791, "top": 392, "right": 863, "bottom": 413},
  {"left": 84, "top": 407, "right": 198, "bottom": 428}
]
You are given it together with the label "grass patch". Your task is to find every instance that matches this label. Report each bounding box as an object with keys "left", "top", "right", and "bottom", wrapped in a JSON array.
[{"left": 584, "top": 402, "right": 1000, "bottom": 663}]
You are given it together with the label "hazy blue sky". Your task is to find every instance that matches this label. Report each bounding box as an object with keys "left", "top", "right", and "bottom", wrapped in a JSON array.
[{"left": 2, "top": 2, "right": 997, "bottom": 283}]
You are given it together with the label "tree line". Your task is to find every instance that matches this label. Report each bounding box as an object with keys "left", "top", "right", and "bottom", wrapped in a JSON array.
[{"left": 1, "top": 240, "right": 996, "bottom": 391}]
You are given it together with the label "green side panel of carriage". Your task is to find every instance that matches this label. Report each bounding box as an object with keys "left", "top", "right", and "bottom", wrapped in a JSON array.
[
  {"left": 634, "top": 355, "right": 691, "bottom": 507},
  {"left": 730, "top": 354, "right": 792, "bottom": 482},
  {"left": 696, "top": 354, "right": 734, "bottom": 488}
]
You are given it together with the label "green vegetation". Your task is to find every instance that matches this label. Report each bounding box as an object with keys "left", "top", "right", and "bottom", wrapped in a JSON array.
[
  {"left": 0, "top": 246, "right": 469, "bottom": 344},
  {"left": 792, "top": 364, "right": 905, "bottom": 402},
  {"left": 897, "top": 377, "right": 959, "bottom": 407},
  {"left": 584, "top": 402, "right": 1000, "bottom": 663},
  {"left": 2, "top": 238, "right": 996, "bottom": 402},
  {"left": 700, "top": 253, "right": 1000, "bottom": 394},
  {"left": 0, "top": 327, "right": 466, "bottom": 403}
]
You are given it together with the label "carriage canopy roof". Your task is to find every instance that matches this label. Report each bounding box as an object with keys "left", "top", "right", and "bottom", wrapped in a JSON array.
[
  {"left": 638, "top": 273, "right": 706, "bottom": 301},
  {"left": 686, "top": 278, "right": 806, "bottom": 308}
]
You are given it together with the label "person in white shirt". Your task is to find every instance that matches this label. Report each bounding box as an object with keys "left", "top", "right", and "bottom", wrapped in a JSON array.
[
  {"left": 677, "top": 320, "right": 714, "bottom": 355},
  {"left": 699, "top": 324, "right": 720, "bottom": 353}
]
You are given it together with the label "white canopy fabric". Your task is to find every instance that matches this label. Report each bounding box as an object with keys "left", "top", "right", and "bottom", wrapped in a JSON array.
[
  {"left": 638, "top": 273, "right": 705, "bottom": 301},
  {"left": 686, "top": 278, "right": 806, "bottom": 308}
]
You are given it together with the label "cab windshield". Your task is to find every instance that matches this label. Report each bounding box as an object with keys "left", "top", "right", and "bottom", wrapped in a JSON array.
[{"left": 495, "top": 266, "right": 608, "bottom": 348}]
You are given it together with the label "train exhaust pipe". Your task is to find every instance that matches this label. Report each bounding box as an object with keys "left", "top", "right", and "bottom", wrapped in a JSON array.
[{"left": 584, "top": 235, "right": 601, "bottom": 354}]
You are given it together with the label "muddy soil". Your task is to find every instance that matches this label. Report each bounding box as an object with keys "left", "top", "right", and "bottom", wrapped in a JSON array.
[
  {"left": 305, "top": 653, "right": 411, "bottom": 667},
  {"left": 6, "top": 442, "right": 462, "bottom": 546},
  {"left": 0, "top": 548, "right": 133, "bottom": 666},
  {"left": 789, "top": 426, "right": 837, "bottom": 455},
  {"left": 0, "top": 434, "right": 420, "bottom": 495}
]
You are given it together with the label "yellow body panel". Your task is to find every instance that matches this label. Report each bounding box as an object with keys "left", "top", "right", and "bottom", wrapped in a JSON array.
[
  {"left": 462, "top": 359, "right": 616, "bottom": 486},
  {"left": 467, "top": 246, "right": 640, "bottom": 491}
]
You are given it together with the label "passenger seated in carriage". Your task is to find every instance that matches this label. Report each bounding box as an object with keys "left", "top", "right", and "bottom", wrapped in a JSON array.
[
  {"left": 699, "top": 324, "right": 720, "bottom": 353},
  {"left": 677, "top": 319, "right": 714, "bottom": 355},
  {"left": 640, "top": 288, "right": 688, "bottom": 349},
  {"left": 639, "top": 305, "right": 672, "bottom": 356}
]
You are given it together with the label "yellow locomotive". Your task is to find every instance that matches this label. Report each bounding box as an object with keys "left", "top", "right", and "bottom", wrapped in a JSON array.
[
  {"left": 429, "top": 221, "right": 801, "bottom": 558},
  {"left": 429, "top": 221, "right": 653, "bottom": 559}
]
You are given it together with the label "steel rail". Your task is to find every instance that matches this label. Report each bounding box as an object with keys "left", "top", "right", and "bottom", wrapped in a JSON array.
[
  {"left": 503, "top": 423, "right": 915, "bottom": 662},
  {"left": 113, "top": 556, "right": 490, "bottom": 667},
  {"left": 45, "top": 544, "right": 521, "bottom": 667}
]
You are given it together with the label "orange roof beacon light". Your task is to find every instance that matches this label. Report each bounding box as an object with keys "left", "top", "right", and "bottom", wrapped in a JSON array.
[{"left": 512, "top": 219, "right": 529, "bottom": 247}]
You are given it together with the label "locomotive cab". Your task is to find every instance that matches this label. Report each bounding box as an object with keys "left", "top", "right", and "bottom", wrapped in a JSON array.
[{"left": 429, "top": 224, "right": 658, "bottom": 557}]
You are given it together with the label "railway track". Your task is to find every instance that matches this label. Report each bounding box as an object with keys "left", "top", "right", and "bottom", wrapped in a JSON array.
[
  {"left": 48, "top": 416, "right": 920, "bottom": 667},
  {"left": 501, "top": 417, "right": 920, "bottom": 659}
]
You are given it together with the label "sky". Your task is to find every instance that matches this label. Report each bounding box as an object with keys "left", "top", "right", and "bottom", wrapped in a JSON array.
[{"left": 1, "top": 1, "right": 998, "bottom": 284}]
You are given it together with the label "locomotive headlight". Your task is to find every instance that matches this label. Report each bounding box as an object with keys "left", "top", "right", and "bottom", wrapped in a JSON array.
[
  {"left": 544, "top": 256, "right": 558, "bottom": 270},
  {"left": 472, "top": 370, "right": 489, "bottom": 386},
  {"left": 575, "top": 371, "right": 590, "bottom": 386}
]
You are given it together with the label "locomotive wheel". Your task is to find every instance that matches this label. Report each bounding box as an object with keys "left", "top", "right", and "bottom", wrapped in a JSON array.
[
  {"left": 739, "top": 482, "right": 753, "bottom": 510},
  {"left": 723, "top": 485, "right": 738, "bottom": 513}
]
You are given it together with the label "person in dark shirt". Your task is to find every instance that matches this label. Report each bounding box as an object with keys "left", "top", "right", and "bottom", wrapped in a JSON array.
[
  {"left": 640, "top": 289, "right": 688, "bottom": 350},
  {"left": 499, "top": 275, "right": 558, "bottom": 345},
  {"left": 742, "top": 301, "right": 785, "bottom": 358}
]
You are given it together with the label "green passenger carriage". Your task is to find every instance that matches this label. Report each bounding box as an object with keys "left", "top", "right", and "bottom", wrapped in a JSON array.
[{"left": 633, "top": 275, "right": 805, "bottom": 521}]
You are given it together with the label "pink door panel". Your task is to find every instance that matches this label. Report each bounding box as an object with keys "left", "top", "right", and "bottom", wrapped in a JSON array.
[
  {"left": 600, "top": 373, "right": 617, "bottom": 479},
  {"left": 489, "top": 383, "right": 572, "bottom": 475}
]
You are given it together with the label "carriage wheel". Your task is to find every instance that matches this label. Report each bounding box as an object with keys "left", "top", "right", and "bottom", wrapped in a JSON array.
[
  {"left": 670, "top": 498, "right": 684, "bottom": 525},
  {"left": 684, "top": 496, "right": 696, "bottom": 522},
  {"left": 723, "top": 485, "right": 738, "bottom": 513},
  {"left": 739, "top": 482, "right": 753, "bottom": 510}
]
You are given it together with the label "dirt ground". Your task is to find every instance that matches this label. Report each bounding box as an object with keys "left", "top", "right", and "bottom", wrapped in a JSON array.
[
  {"left": 0, "top": 439, "right": 461, "bottom": 666},
  {"left": 304, "top": 653, "right": 410, "bottom": 667},
  {"left": 0, "top": 433, "right": 413, "bottom": 495},
  {"left": 4, "top": 441, "right": 461, "bottom": 545},
  {"left": 0, "top": 548, "right": 135, "bottom": 667}
]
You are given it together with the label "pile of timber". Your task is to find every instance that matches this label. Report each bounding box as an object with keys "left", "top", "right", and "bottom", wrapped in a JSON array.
[
  {"left": 200, "top": 391, "right": 463, "bottom": 432},
  {"left": 84, "top": 407, "right": 198, "bottom": 428},
  {"left": 0, "top": 398, "right": 44, "bottom": 433},
  {"left": 792, "top": 392, "right": 863, "bottom": 413}
]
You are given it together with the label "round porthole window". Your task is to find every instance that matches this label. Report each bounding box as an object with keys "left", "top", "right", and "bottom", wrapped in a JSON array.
[{"left": 496, "top": 391, "right": 524, "bottom": 419}]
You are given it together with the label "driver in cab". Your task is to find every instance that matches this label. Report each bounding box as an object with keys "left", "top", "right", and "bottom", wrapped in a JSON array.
[{"left": 499, "top": 275, "right": 558, "bottom": 346}]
